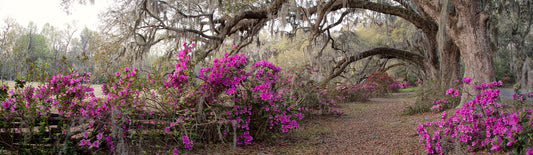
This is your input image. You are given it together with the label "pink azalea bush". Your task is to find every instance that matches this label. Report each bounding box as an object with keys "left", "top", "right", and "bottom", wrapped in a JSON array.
[
  {"left": 0, "top": 42, "right": 342, "bottom": 154},
  {"left": 365, "top": 71, "right": 400, "bottom": 95},
  {"left": 0, "top": 71, "right": 102, "bottom": 153},
  {"left": 335, "top": 83, "right": 371, "bottom": 102},
  {"left": 329, "top": 71, "right": 400, "bottom": 105},
  {"left": 0, "top": 42, "right": 394, "bottom": 154},
  {"left": 417, "top": 78, "right": 533, "bottom": 154},
  {"left": 403, "top": 79, "right": 464, "bottom": 115}
]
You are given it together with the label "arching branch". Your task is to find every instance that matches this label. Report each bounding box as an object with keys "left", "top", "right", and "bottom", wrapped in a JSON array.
[
  {"left": 383, "top": 63, "right": 406, "bottom": 72},
  {"left": 305, "top": 0, "right": 438, "bottom": 34},
  {"left": 318, "top": 47, "right": 425, "bottom": 86}
]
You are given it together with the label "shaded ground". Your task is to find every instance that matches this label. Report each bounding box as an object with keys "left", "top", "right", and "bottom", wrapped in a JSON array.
[{"left": 200, "top": 93, "right": 444, "bottom": 154}]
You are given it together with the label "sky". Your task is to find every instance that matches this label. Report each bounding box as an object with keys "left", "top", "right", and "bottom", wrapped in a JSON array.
[{"left": 0, "top": 0, "right": 112, "bottom": 31}]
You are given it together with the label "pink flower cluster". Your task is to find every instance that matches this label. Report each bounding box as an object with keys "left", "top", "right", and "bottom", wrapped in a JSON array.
[
  {"left": 165, "top": 42, "right": 194, "bottom": 90},
  {"left": 430, "top": 99, "right": 448, "bottom": 112},
  {"left": 0, "top": 42, "right": 331, "bottom": 153},
  {"left": 0, "top": 71, "right": 113, "bottom": 152},
  {"left": 251, "top": 60, "right": 280, "bottom": 101},
  {"left": 227, "top": 105, "right": 253, "bottom": 144},
  {"left": 418, "top": 78, "right": 532, "bottom": 154},
  {"left": 182, "top": 136, "right": 193, "bottom": 151},
  {"left": 445, "top": 88, "right": 459, "bottom": 97},
  {"left": 199, "top": 53, "right": 248, "bottom": 99},
  {"left": 336, "top": 83, "right": 372, "bottom": 102}
]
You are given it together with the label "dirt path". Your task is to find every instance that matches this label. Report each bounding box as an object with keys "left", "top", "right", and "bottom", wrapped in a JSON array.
[
  {"left": 309, "top": 92, "right": 435, "bottom": 154},
  {"left": 203, "top": 92, "right": 442, "bottom": 154}
]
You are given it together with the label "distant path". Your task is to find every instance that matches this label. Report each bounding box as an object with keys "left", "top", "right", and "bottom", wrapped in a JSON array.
[
  {"left": 499, "top": 88, "right": 533, "bottom": 101},
  {"left": 201, "top": 93, "right": 441, "bottom": 154}
]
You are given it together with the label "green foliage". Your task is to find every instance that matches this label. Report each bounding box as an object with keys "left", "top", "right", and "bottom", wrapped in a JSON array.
[
  {"left": 494, "top": 58, "right": 514, "bottom": 84},
  {"left": 0, "top": 21, "right": 102, "bottom": 81},
  {"left": 398, "top": 87, "right": 417, "bottom": 93},
  {"left": 402, "top": 80, "right": 461, "bottom": 115},
  {"left": 0, "top": 82, "right": 7, "bottom": 102},
  {"left": 14, "top": 78, "right": 26, "bottom": 89}
]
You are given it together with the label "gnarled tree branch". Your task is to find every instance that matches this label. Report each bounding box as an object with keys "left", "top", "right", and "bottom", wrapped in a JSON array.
[{"left": 318, "top": 47, "right": 425, "bottom": 86}]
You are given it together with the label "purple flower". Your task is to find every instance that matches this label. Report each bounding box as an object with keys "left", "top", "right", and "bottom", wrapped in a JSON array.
[
  {"left": 527, "top": 148, "right": 533, "bottom": 155},
  {"left": 1, "top": 100, "right": 10, "bottom": 108},
  {"left": 260, "top": 92, "right": 273, "bottom": 100},
  {"left": 80, "top": 139, "right": 88, "bottom": 146},
  {"left": 226, "top": 86, "right": 236, "bottom": 95},
  {"left": 462, "top": 77, "right": 472, "bottom": 84},
  {"left": 446, "top": 88, "right": 456, "bottom": 96},
  {"left": 92, "top": 141, "right": 99, "bottom": 148},
  {"left": 182, "top": 136, "right": 193, "bottom": 150},
  {"left": 84, "top": 131, "right": 89, "bottom": 138}
]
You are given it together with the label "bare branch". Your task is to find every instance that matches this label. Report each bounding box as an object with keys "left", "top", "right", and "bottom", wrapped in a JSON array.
[{"left": 318, "top": 9, "right": 354, "bottom": 34}]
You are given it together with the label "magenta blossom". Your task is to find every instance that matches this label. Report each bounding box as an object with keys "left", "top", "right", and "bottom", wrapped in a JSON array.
[
  {"left": 527, "top": 148, "right": 533, "bottom": 155},
  {"left": 462, "top": 77, "right": 472, "bottom": 84}
]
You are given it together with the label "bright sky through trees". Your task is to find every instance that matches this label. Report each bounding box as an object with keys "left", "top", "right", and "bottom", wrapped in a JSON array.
[{"left": 0, "top": 0, "right": 111, "bottom": 30}]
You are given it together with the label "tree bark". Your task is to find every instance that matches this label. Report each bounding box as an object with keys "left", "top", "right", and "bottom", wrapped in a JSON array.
[
  {"left": 448, "top": 0, "right": 495, "bottom": 106},
  {"left": 440, "top": 38, "right": 461, "bottom": 87},
  {"left": 415, "top": 0, "right": 495, "bottom": 106},
  {"left": 437, "top": 0, "right": 460, "bottom": 88}
]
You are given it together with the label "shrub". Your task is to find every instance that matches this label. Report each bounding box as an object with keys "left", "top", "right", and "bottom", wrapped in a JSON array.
[
  {"left": 334, "top": 83, "right": 372, "bottom": 103},
  {"left": 0, "top": 42, "right": 326, "bottom": 154},
  {"left": 0, "top": 42, "right": 400, "bottom": 154},
  {"left": 0, "top": 71, "right": 99, "bottom": 154},
  {"left": 364, "top": 71, "right": 399, "bottom": 96},
  {"left": 403, "top": 79, "right": 462, "bottom": 115},
  {"left": 417, "top": 78, "right": 533, "bottom": 154},
  {"left": 278, "top": 67, "right": 347, "bottom": 115}
]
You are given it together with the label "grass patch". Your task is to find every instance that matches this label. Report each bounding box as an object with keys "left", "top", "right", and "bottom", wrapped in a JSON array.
[
  {"left": 398, "top": 87, "right": 418, "bottom": 92},
  {"left": 403, "top": 80, "right": 460, "bottom": 115},
  {"left": 348, "top": 103, "right": 369, "bottom": 112},
  {"left": 290, "top": 121, "right": 333, "bottom": 141}
]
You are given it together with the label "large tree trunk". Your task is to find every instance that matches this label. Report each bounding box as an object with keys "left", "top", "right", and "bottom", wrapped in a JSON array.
[
  {"left": 437, "top": 0, "right": 461, "bottom": 88},
  {"left": 421, "top": 32, "right": 441, "bottom": 81},
  {"left": 449, "top": 0, "right": 495, "bottom": 106},
  {"left": 458, "top": 38, "right": 494, "bottom": 106},
  {"left": 440, "top": 39, "right": 461, "bottom": 87}
]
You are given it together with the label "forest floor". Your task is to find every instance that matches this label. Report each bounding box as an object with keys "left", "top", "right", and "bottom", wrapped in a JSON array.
[{"left": 199, "top": 92, "right": 448, "bottom": 154}]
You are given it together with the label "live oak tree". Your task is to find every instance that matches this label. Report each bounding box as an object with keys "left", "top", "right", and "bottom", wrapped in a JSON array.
[
  {"left": 488, "top": 0, "right": 533, "bottom": 87},
  {"left": 65, "top": 0, "right": 500, "bottom": 106}
]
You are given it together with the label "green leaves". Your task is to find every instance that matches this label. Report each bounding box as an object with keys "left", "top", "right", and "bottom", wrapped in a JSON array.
[
  {"left": 14, "top": 78, "right": 26, "bottom": 89},
  {"left": 0, "top": 83, "right": 8, "bottom": 102}
]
